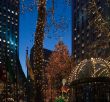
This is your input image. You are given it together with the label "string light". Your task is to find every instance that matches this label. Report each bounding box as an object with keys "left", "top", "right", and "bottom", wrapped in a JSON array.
[
  {"left": 86, "top": 0, "right": 110, "bottom": 58},
  {"left": 45, "top": 41, "right": 71, "bottom": 102},
  {"left": 68, "top": 58, "right": 110, "bottom": 84}
]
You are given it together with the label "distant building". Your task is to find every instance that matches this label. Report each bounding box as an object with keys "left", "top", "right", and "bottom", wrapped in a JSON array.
[
  {"left": 72, "top": 0, "right": 110, "bottom": 63},
  {"left": 30, "top": 46, "right": 52, "bottom": 69}
]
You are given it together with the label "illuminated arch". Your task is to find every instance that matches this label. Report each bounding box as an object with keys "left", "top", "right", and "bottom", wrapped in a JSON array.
[{"left": 68, "top": 58, "right": 110, "bottom": 84}]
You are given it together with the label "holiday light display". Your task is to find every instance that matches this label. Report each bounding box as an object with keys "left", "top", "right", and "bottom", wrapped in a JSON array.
[
  {"left": 68, "top": 58, "right": 110, "bottom": 84},
  {"left": 86, "top": 0, "right": 110, "bottom": 58},
  {"left": 32, "top": 0, "right": 46, "bottom": 101},
  {"left": 45, "top": 41, "right": 71, "bottom": 102}
]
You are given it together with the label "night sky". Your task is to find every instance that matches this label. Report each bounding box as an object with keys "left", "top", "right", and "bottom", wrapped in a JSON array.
[{"left": 19, "top": 0, "right": 72, "bottom": 76}]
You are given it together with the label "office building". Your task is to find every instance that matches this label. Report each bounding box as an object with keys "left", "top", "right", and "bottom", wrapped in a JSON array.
[
  {"left": 0, "top": 0, "right": 27, "bottom": 101},
  {"left": 0, "top": 0, "right": 19, "bottom": 80},
  {"left": 72, "top": 0, "right": 110, "bottom": 63}
]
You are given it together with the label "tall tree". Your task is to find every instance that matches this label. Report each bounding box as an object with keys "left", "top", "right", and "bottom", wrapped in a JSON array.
[
  {"left": 45, "top": 40, "right": 71, "bottom": 102},
  {"left": 21, "top": 0, "right": 71, "bottom": 101},
  {"left": 33, "top": 0, "right": 46, "bottom": 102}
]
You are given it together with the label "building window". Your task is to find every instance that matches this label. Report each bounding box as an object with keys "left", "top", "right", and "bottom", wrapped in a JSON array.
[
  {"left": 12, "top": 22, "right": 14, "bottom": 24},
  {"left": 12, "top": 11, "right": 14, "bottom": 14},
  {"left": 74, "top": 54, "right": 76, "bottom": 58},
  {"left": 7, "top": 41, "right": 10, "bottom": 44},
  {"left": 8, "top": 9, "right": 10, "bottom": 12},
  {"left": 74, "top": 37, "right": 76, "bottom": 40},
  {"left": 15, "top": 23, "right": 18, "bottom": 26},
  {"left": 3, "top": 40, "right": 6, "bottom": 42},
  {"left": 78, "top": 34, "right": 80, "bottom": 38},
  {"left": 82, "top": 44, "right": 84, "bottom": 47},
  {"left": 15, "top": 31, "right": 17, "bottom": 34},
  {"left": 87, "top": 33, "right": 89, "bottom": 37},
  {"left": 15, "top": 12, "right": 18, "bottom": 15},
  {"left": 82, "top": 50, "right": 84, "bottom": 54},
  {"left": 4, "top": 14, "right": 6, "bottom": 17},
  {"left": 7, "top": 20, "right": 10, "bottom": 22},
  {"left": 8, "top": 16, "right": 10, "bottom": 19}
]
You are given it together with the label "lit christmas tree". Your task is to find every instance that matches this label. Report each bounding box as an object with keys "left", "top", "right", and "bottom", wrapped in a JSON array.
[
  {"left": 45, "top": 40, "right": 71, "bottom": 102},
  {"left": 21, "top": 0, "right": 72, "bottom": 101},
  {"left": 86, "top": 0, "right": 110, "bottom": 59}
]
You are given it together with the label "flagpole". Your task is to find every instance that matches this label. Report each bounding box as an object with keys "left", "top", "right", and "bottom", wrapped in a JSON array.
[
  {"left": 26, "top": 47, "right": 30, "bottom": 102},
  {"left": 26, "top": 47, "right": 29, "bottom": 79}
]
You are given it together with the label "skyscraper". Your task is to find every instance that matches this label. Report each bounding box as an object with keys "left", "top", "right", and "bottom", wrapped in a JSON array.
[
  {"left": 72, "top": 0, "right": 110, "bottom": 63},
  {"left": 0, "top": 0, "right": 20, "bottom": 101},
  {"left": 0, "top": 0, "right": 19, "bottom": 80}
]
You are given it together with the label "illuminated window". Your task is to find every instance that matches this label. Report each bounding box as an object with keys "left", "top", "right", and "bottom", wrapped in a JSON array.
[
  {"left": 8, "top": 9, "right": 10, "bottom": 12},
  {"left": 11, "top": 42, "right": 14, "bottom": 45},
  {"left": 87, "top": 33, "right": 89, "bottom": 37},
  {"left": 82, "top": 50, "right": 84, "bottom": 54},
  {"left": 15, "top": 23, "right": 18, "bottom": 26},
  {"left": 8, "top": 20, "right": 10, "bottom": 22},
  {"left": 74, "top": 28, "right": 77, "bottom": 31},
  {"left": 7, "top": 41, "right": 10, "bottom": 44},
  {"left": 82, "top": 44, "right": 84, "bottom": 47},
  {"left": 8, "top": 16, "right": 10, "bottom": 19},
  {"left": 11, "top": 51, "right": 13, "bottom": 53},
  {"left": 0, "top": 38, "right": 1, "bottom": 41},
  {"left": 16, "top": 19, "right": 18, "bottom": 22},
  {"left": 12, "top": 11, "right": 14, "bottom": 14},
  {"left": 15, "top": 12, "right": 18, "bottom": 15},
  {"left": 3, "top": 40, "right": 6, "bottom": 42},
  {"left": 78, "top": 34, "right": 80, "bottom": 38},
  {"left": 15, "top": 31, "right": 17, "bottom": 34}
]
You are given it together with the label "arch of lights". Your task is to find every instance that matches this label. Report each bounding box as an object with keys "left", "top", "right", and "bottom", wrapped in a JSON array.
[{"left": 68, "top": 58, "right": 110, "bottom": 84}]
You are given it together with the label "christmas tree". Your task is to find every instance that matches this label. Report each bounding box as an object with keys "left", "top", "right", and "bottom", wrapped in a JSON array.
[{"left": 45, "top": 40, "right": 71, "bottom": 102}]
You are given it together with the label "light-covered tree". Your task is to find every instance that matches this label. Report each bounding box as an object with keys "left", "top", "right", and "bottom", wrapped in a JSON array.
[{"left": 45, "top": 40, "right": 71, "bottom": 102}]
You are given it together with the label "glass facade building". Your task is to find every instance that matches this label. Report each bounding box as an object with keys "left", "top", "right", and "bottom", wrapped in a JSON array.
[
  {"left": 72, "top": 0, "right": 110, "bottom": 63},
  {"left": 0, "top": 0, "right": 21, "bottom": 101},
  {"left": 0, "top": 0, "right": 19, "bottom": 80}
]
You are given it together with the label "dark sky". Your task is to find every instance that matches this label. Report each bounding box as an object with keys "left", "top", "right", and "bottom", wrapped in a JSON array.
[{"left": 19, "top": 0, "right": 72, "bottom": 76}]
